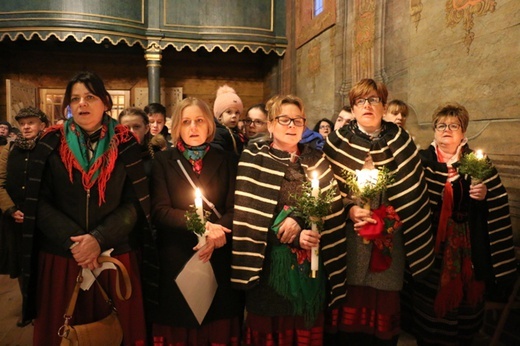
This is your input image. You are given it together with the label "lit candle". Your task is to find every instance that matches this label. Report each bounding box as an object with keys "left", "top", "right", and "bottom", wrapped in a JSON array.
[
  {"left": 355, "top": 169, "right": 379, "bottom": 190},
  {"left": 311, "top": 171, "right": 319, "bottom": 198},
  {"left": 475, "top": 149, "right": 484, "bottom": 160},
  {"left": 195, "top": 188, "right": 204, "bottom": 223},
  {"left": 194, "top": 188, "right": 206, "bottom": 247}
]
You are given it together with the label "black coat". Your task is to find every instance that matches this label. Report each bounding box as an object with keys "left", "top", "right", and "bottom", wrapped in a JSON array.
[{"left": 151, "top": 146, "right": 243, "bottom": 327}]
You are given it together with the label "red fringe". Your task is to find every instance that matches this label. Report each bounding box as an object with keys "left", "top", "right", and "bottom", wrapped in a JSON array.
[
  {"left": 434, "top": 277, "right": 463, "bottom": 318},
  {"left": 58, "top": 124, "right": 131, "bottom": 206}
]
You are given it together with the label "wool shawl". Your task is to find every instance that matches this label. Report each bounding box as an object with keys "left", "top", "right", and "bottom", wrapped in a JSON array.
[
  {"left": 19, "top": 124, "right": 151, "bottom": 320},
  {"left": 420, "top": 144, "right": 517, "bottom": 283},
  {"left": 323, "top": 120, "right": 435, "bottom": 278},
  {"left": 231, "top": 141, "right": 348, "bottom": 307}
]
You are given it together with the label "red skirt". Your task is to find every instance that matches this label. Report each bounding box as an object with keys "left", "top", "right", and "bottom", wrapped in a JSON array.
[
  {"left": 33, "top": 251, "right": 147, "bottom": 346},
  {"left": 244, "top": 312, "right": 324, "bottom": 346},
  {"left": 152, "top": 317, "right": 242, "bottom": 346},
  {"left": 326, "top": 285, "right": 400, "bottom": 340}
]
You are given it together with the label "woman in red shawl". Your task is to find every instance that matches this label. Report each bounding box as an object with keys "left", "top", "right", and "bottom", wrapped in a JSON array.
[{"left": 25, "top": 71, "right": 150, "bottom": 345}]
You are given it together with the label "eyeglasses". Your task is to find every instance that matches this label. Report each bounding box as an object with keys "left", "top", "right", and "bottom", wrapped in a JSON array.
[
  {"left": 275, "top": 116, "right": 306, "bottom": 127},
  {"left": 243, "top": 119, "right": 266, "bottom": 127},
  {"left": 354, "top": 97, "right": 382, "bottom": 107},
  {"left": 434, "top": 123, "right": 461, "bottom": 132},
  {"left": 319, "top": 125, "right": 331, "bottom": 130}
]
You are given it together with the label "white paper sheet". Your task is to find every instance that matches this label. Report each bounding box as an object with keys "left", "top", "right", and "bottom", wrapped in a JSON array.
[
  {"left": 80, "top": 249, "right": 117, "bottom": 291},
  {"left": 175, "top": 252, "right": 218, "bottom": 325}
]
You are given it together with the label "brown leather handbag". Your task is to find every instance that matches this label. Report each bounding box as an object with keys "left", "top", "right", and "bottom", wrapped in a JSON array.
[{"left": 58, "top": 257, "right": 132, "bottom": 346}]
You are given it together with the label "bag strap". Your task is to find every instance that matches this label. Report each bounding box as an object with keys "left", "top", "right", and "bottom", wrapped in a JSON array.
[
  {"left": 176, "top": 159, "right": 222, "bottom": 219},
  {"left": 59, "top": 257, "right": 132, "bottom": 334}
]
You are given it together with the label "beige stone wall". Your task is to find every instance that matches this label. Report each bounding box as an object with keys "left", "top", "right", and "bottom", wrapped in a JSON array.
[{"left": 291, "top": 0, "right": 520, "bottom": 243}]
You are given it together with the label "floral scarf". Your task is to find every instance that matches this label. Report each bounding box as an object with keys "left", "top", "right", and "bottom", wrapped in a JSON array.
[
  {"left": 176, "top": 140, "right": 210, "bottom": 175},
  {"left": 433, "top": 141, "right": 484, "bottom": 317},
  {"left": 61, "top": 114, "right": 127, "bottom": 205}
]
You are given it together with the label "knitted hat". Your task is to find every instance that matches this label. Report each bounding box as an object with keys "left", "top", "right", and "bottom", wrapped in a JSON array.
[{"left": 213, "top": 85, "right": 243, "bottom": 119}]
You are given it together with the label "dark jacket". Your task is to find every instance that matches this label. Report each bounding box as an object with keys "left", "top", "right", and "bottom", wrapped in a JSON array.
[
  {"left": 150, "top": 146, "right": 243, "bottom": 327},
  {"left": 20, "top": 125, "right": 150, "bottom": 320}
]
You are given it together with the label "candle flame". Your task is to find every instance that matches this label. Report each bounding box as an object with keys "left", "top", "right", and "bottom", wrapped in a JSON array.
[
  {"left": 195, "top": 188, "right": 202, "bottom": 198},
  {"left": 312, "top": 171, "right": 318, "bottom": 180},
  {"left": 475, "top": 149, "right": 484, "bottom": 160}
]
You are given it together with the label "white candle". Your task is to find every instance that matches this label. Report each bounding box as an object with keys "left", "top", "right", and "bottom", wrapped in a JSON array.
[
  {"left": 311, "top": 171, "right": 319, "bottom": 198},
  {"left": 195, "top": 188, "right": 204, "bottom": 223},
  {"left": 311, "top": 222, "right": 319, "bottom": 277},
  {"left": 194, "top": 188, "right": 206, "bottom": 247},
  {"left": 475, "top": 149, "right": 484, "bottom": 160}
]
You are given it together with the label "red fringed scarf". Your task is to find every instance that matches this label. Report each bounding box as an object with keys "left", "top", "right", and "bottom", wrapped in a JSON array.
[
  {"left": 433, "top": 146, "right": 485, "bottom": 317},
  {"left": 58, "top": 124, "right": 132, "bottom": 205}
]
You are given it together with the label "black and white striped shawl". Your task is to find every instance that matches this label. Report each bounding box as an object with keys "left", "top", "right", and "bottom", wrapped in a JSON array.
[
  {"left": 421, "top": 144, "right": 517, "bottom": 282},
  {"left": 323, "top": 120, "right": 435, "bottom": 278},
  {"left": 231, "top": 141, "right": 347, "bottom": 307}
]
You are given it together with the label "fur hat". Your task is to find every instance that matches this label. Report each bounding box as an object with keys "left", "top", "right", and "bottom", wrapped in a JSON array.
[{"left": 213, "top": 85, "right": 243, "bottom": 119}]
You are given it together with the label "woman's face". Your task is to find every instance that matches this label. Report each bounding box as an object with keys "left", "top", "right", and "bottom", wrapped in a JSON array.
[
  {"left": 318, "top": 121, "right": 332, "bottom": 138},
  {"left": 352, "top": 91, "right": 385, "bottom": 133},
  {"left": 434, "top": 116, "right": 465, "bottom": 152},
  {"left": 268, "top": 103, "right": 305, "bottom": 152},
  {"left": 120, "top": 114, "right": 149, "bottom": 143},
  {"left": 69, "top": 82, "right": 106, "bottom": 133},
  {"left": 179, "top": 105, "right": 210, "bottom": 146},
  {"left": 149, "top": 113, "right": 165, "bottom": 136},
  {"left": 334, "top": 110, "right": 354, "bottom": 130},
  {"left": 384, "top": 108, "right": 407, "bottom": 127},
  {"left": 245, "top": 107, "right": 268, "bottom": 137}
]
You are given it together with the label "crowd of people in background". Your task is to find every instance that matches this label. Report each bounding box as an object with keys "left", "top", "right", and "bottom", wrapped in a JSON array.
[{"left": 0, "top": 71, "right": 516, "bottom": 346}]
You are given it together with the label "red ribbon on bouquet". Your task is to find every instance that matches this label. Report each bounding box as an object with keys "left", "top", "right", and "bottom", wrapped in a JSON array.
[{"left": 358, "top": 204, "right": 402, "bottom": 272}]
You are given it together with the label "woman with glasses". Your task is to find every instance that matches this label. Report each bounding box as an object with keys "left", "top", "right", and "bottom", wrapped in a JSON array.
[
  {"left": 244, "top": 103, "right": 268, "bottom": 140},
  {"left": 323, "top": 78, "right": 434, "bottom": 345},
  {"left": 313, "top": 118, "right": 334, "bottom": 139},
  {"left": 231, "top": 94, "right": 347, "bottom": 345},
  {"left": 409, "top": 103, "right": 517, "bottom": 345}
]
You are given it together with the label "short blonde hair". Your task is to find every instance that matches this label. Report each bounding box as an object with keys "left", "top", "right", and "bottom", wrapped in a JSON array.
[
  {"left": 265, "top": 94, "right": 305, "bottom": 121},
  {"left": 170, "top": 97, "right": 216, "bottom": 144},
  {"left": 431, "top": 102, "right": 469, "bottom": 133}
]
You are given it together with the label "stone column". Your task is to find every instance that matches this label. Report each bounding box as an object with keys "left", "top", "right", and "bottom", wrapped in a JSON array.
[{"left": 144, "top": 43, "right": 162, "bottom": 104}]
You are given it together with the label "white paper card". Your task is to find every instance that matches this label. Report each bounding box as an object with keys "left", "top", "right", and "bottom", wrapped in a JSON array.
[
  {"left": 80, "top": 249, "right": 117, "bottom": 291},
  {"left": 175, "top": 252, "right": 218, "bottom": 325}
]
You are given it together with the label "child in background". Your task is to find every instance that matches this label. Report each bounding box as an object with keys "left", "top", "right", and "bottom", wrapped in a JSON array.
[
  {"left": 211, "top": 85, "right": 246, "bottom": 156},
  {"left": 384, "top": 99, "right": 409, "bottom": 128}
]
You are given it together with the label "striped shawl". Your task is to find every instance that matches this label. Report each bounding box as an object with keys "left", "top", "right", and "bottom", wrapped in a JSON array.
[
  {"left": 421, "top": 144, "right": 517, "bottom": 282},
  {"left": 231, "top": 142, "right": 348, "bottom": 307},
  {"left": 323, "top": 121, "right": 435, "bottom": 278}
]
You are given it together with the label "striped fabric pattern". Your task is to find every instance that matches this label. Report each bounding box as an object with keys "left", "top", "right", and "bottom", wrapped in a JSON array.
[
  {"left": 421, "top": 145, "right": 517, "bottom": 281},
  {"left": 231, "top": 142, "right": 348, "bottom": 307},
  {"left": 323, "top": 121, "right": 435, "bottom": 278}
]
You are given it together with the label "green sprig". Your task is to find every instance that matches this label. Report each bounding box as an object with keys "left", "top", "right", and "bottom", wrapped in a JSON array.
[
  {"left": 290, "top": 180, "right": 336, "bottom": 231},
  {"left": 185, "top": 205, "right": 210, "bottom": 236},
  {"left": 343, "top": 166, "right": 394, "bottom": 205},
  {"left": 458, "top": 152, "right": 494, "bottom": 181}
]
